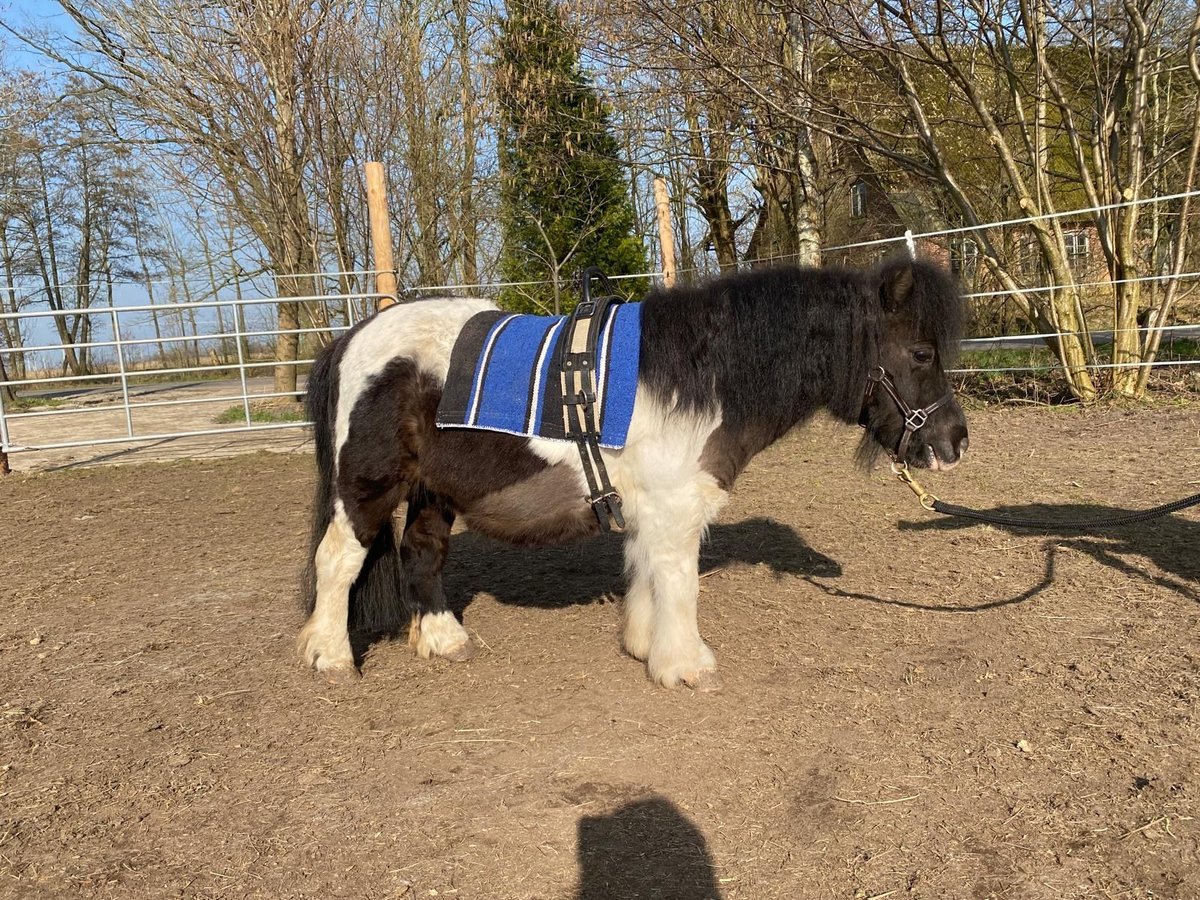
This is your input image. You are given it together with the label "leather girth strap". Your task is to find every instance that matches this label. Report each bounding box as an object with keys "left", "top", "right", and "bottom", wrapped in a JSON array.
[{"left": 557, "top": 267, "right": 626, "bottom": 532}]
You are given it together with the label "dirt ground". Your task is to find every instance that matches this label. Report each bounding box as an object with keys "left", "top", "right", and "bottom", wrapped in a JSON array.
[{"left": 1, "top": 404, "right": 1198, "bottom": 900}]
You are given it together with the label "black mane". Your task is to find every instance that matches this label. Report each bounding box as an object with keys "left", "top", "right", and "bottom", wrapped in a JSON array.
[
  {"left": 639, "top": 257, "right": 963, "bottom": 476},
  {"left": 640, "top": 263, "right": 873, "bottom": 426}
]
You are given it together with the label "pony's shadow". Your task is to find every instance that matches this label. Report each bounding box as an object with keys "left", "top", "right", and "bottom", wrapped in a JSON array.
[
  {"left": 899, "top": 502, "right": 1200, "bottom": 604},
  {"left": 443, "top": 516, "right": 841, "bottom": 613},
  {"left": 576, "top": 796, "right": 723, "bottom": 900}
]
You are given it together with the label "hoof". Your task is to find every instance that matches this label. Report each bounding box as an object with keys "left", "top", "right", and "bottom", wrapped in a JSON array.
[
  {"left": 682, "top": 669, "right": 723, "bottom": 693},
  {"left": 648, "top": 640, "right": 719, "bottom": 690},
  {"left": 411, "top": 611, "right": 477, "bottom": 662},
  {"left": 296, "top": 621, "right": 355, "bottom": 676},
  {"left": 442, "top": 638, "right": 478, "bottom": 663},
  {"left": 319, "top": 662, "right": 361, "bottom": 684}
]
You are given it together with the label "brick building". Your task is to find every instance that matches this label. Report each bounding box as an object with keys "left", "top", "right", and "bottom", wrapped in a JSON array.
[{"left": 819, "top": 160, "right": 1114, "bottom": 332}]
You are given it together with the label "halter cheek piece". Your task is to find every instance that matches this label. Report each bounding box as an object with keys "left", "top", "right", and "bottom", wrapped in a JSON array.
[{"left": 861, "top": 365, "right": 953, "bottom": 464}]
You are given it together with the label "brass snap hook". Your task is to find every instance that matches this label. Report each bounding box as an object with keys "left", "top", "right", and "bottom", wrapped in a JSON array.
[{"left": 891, "top": 461, "right": 939, "bottom": 511}]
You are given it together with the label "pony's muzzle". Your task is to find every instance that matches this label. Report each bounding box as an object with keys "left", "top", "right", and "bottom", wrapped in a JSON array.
[{"left": 928, "top": 428, "right": 969, "bottom": 471}]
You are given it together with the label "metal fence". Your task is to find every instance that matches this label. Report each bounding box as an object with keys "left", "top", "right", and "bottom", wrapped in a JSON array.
[
  {"left": 4, "top": 191, "right": 1200, "bottom": 471},
  {"left": 2, "top": 286, "right": 1197, "bottom": 472},
  {"left": 0, "top": 291, "right": 386, "bottom": 464}
]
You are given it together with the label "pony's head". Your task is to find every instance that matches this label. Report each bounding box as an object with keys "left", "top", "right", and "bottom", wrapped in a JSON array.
[{"left": 857, "top": 258, "right": 969, "bottom": 471}]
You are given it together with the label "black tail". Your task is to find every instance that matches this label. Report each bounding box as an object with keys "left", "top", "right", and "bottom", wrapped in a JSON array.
[
  {"left": 346, "top": 522, "right": 410, "bottom": 635},
  {"left": 301, "top": 342, "right": 340, "bottom": 617},
  {"left": 301, "top": 339, "right": 410, "bottom": 634}
]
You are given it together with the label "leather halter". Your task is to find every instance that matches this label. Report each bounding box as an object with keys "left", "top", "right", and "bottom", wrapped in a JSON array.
[{"left": 861, "top": 365, "right": 953, "bottom": 463}]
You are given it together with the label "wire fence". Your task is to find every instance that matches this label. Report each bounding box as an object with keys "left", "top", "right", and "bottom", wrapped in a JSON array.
[
  {"left": 0, "top": 291, "right": 382, "bottom": 460},
  {"left": 2, "top": 286, "right": 1196, "bottom": 468},
  {"left": 2, "top": 192, "right": 1199, "bottom": 467}
]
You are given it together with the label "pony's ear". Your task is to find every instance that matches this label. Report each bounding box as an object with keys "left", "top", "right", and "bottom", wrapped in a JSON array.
[{"left": 880, "top": 264, "right": 915, "bottom": 312}]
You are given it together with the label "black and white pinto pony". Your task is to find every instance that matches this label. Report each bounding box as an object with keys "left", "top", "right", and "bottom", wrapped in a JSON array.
[{"left": 299, "top": 258, "right": 969, "bottom": 690}]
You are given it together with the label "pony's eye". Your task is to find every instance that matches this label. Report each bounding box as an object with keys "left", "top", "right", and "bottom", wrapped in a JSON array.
[{"left": 912, "top": 347, "right": 935, "bottom": 364}]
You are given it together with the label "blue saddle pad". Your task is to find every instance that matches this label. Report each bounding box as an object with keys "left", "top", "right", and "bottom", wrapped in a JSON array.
[{"left": 435, "top": 303, "right": 641, "bottom": 449}]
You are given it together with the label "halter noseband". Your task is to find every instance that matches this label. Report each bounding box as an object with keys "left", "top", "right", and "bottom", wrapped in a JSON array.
[{"left": 862, "top": 365, "right": 953, "bottom": 464}]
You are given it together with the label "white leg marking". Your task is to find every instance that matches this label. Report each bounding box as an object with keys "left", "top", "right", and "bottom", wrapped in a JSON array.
[
  {"left": 629, "top": 512, "right": 720, "bottom": 690},
  {"left": 579, "top": 388, "right": 729, "bottom": 688},
  {"left": 410, "top": 610, "right": 476, "bottom": 662},
  {"left": 603, "top": 389, "right": 728, "bottom": 689},
  {"left": 297, "top": 501, "right": 366, "bottom": 678},
  {"left": 622, "top": 540, "right": 654, "bottom": 661}
]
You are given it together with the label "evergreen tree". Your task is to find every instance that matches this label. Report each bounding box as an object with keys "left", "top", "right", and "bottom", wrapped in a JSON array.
[{"left": 494, "top": 0, "right": 646, "bottom": 314}]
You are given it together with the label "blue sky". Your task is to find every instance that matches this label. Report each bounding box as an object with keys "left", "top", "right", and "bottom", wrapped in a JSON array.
[
  {"left": 4, "top": 0, "right": 71, "bottom": 29},
  {"left": 2, "top": 0, "right": 75, "bottom": 70},
  {"left": 1, "top": 0, "right": 275, "bottom": 357}
]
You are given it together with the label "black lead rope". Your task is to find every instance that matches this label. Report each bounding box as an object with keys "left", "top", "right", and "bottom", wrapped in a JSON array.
[{"left": 892, "top": 463, "right": 1200, "bottom": 530}]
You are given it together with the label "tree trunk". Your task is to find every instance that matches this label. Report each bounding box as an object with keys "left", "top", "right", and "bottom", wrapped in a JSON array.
[
  {"left": 686, "top": 104, "right": 739, "bottom": 272},
  {"left": 174, "top": 249, "right": 202, "bottom": 369},
  {"left": 263, "top": 12, "right": 316, "bottom": 398},
  {"left": 227, "top": 218, "right": 253, "bottom": 366},
  {"left": 453, "top": 0, "right": 480, "bottom": 286},
  {"left": 0, "top": 340, "right": 15, "bottom": 405},
  {"left": 130, "top": 204, "right": 166, "bottom": 364},
  {"left": 197, "top": 218, "right": 234, "bottom": 365},
  {"left": 30, "top": 151, "right": 83, "bottom": 375},
  {"left": 784, "top": 11, "right": 822, "bottom": 268},
  {"left": 0, "top": 225, "right": 26, "bottom": 381}
]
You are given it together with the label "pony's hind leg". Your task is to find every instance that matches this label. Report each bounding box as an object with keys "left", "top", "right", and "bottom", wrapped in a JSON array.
[
  {"left": 403, "top": 485, "right": 476, "bottom": 662},
  {"left": 297, "top": 500, "right": 369, "bottom": 680}
]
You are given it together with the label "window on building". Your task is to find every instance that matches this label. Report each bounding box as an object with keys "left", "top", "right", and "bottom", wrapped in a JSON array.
[
  {"left": 1065, "top": 231, "right": 1089, "bottom": 262},
  {"left": 949, "top": 238, "right": 978, "bottom": 277},
  {"left": 850, "top": 181, "right": 867, "bottom": 219}
]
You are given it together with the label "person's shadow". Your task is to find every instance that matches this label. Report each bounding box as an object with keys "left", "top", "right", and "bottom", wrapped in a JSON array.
[
  {"left": 576, "top": 796, "right": 723, "bottom": 900},
  {"left": 443, "top": 515, "right": 841, "bottom": 613},
  {"left": 899, "top": 502, "right": 1200, "bottom": 604}
]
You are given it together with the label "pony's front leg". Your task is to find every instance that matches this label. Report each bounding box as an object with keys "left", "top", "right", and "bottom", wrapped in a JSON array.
[
  {"left": 621, "top": 539, "right": 654, "bottom": 662},
  {"left": 627, "top": 487, "right": 723, "bottom": 690},
  {"left": 647, "top": 531, "right": 718, "bottom": 690},
  {"left": 297, "top": 503, "right": 367, "bottom": 680}
]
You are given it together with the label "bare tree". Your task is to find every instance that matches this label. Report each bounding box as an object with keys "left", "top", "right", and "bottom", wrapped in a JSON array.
[
  {"left": 794, "top": 0, "right": 1200, "bottom": 400},
  {"left": 1134, "top": 4, "right": 1200, "bottom": 394},
  {"left": 0, "top": 74, "right": 146, "bottom": 377},
  {"left": 0, "top": 67, "right": 31, "bottom": 384},
  {"left": 23, "top": 0, "right": 342, "bottom": 393},
  {"left": 595, "top": 0, "right": 1198, "bottom": 400},
  {"left": 594, "top": 0, "right": 825, "bottom": 270},
  {"left": 303, "top": 0, "right": 491, "bottom": 293}
]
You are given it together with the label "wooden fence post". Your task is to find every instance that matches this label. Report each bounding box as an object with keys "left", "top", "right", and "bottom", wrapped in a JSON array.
[
  {"left": 365, "top": 162, "right": 398, "bottom": 310},
  {"left": 653, "top": 175, "right": 677, "bottom": 289}
]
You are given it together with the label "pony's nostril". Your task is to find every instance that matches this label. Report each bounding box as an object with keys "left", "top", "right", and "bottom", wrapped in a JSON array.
[{"left": 957, "top": 435, "right": 970, "bottom": 457}]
